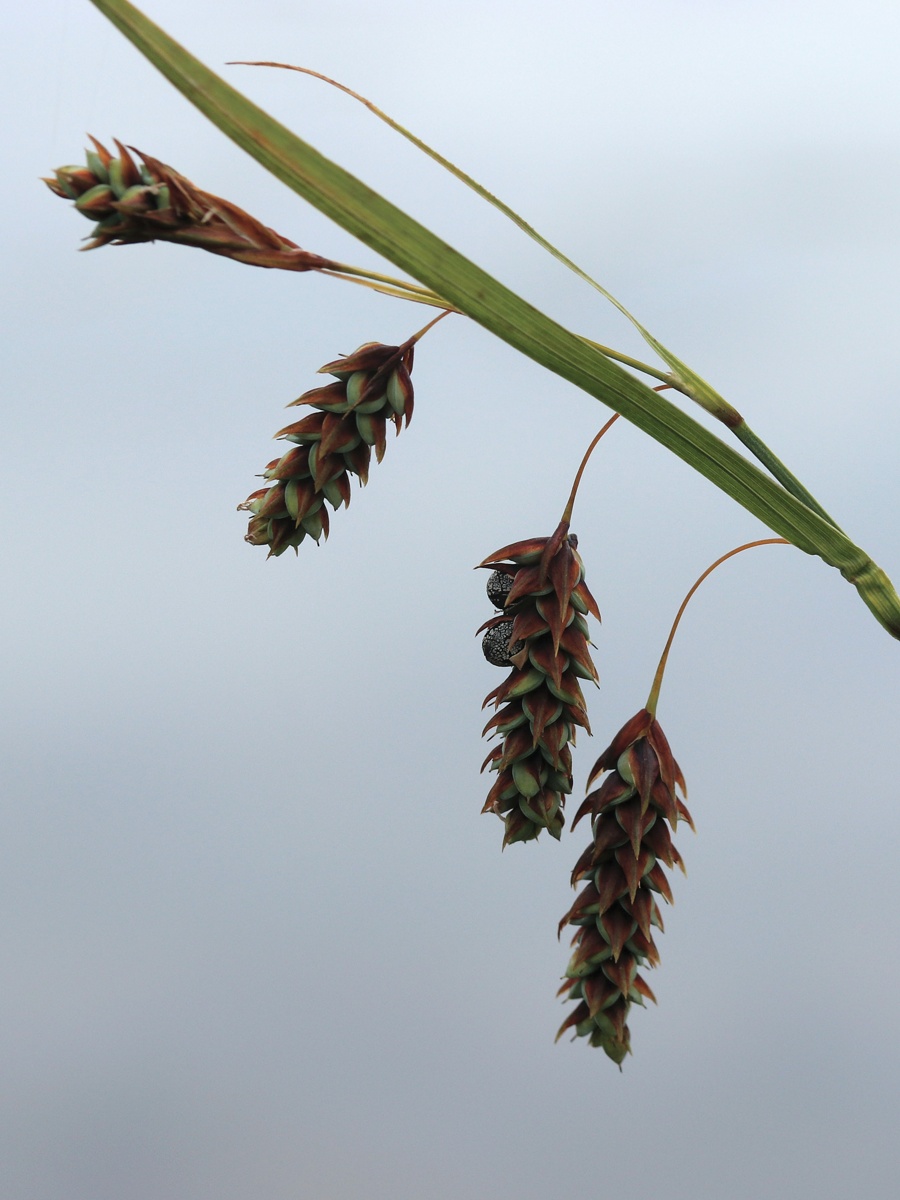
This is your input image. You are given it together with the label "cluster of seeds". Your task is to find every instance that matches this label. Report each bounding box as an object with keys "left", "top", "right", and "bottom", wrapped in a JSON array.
[
  {"left": 239, "top": 342, "right": 414, "bottom": 556},
  {"left": 556, "top": 708, "right": 693, "bottom": 1063},
  {"left": 478, "top": 525, "right": 601, "bottom": 845}
]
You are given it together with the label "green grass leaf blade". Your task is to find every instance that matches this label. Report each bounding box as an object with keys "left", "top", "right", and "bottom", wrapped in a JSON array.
[
  {"left": 226, "top": 62, "right": 745, "bottom": 426},
  {"left": 86, "top": 0, "right": 900, "bottom": 639}
]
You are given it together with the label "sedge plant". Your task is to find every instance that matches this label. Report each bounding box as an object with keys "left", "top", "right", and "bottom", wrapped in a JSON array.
[{"left": 43, "top": 0, "right": 900, "bottom": 1062}]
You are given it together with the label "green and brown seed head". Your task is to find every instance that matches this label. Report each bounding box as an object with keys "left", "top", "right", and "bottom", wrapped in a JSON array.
[
  {"left": 44, "top": 137, "right": 332, "bottom": 270},
  {"left": 557, "top": 708, "right": 693, "bottom": 1064},
  {"left": 239, "top": 342, "right": 415, "bottom": 555},
  {"left": 478, "top": 523, "right": 601, "bottom": 846}
]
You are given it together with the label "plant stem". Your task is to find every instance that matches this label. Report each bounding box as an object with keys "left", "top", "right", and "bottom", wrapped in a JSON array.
[
  {"left": 323, "top": 269, "right": 456, "bottom": 308},
  {"left": 244, "top": 59, "right": 846, "bottom": 533},
  {"left": 646, "top": 539, "right": 790, "bottom": 715},
  {"left": 406, "top": 307, "right": 453, "bottom": 344},
  {"left": 579, "top": 338, "right": 679, "bottom": 390},
  {"left": 560, "top": 388, "right": 673, "bottom": 526}
]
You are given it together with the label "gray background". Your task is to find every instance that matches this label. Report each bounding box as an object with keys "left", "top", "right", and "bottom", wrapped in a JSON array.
[{"left": 3, "top": 1, "right": 899, "bottom": 1197}]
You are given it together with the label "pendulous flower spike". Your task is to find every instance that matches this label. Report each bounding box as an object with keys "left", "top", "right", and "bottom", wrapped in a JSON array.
[
  {"left": 240, "top": 341, "right": 418, "bottom": 552},
  {"left": 559, "top": 709, "right": 691, "bottom": 1062},
  {"left": 477, "top": 523, "right": 600, "bottom": 846}
]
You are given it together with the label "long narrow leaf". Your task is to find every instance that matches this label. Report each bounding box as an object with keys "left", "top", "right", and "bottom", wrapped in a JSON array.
[
  {"left": 86, "top": 0, "right": 900, "bottom": 639},
  {"left": 227, "top": 62, "right": 742, "bottom": 425},
  {"left": 229, "top": 61, "right": 843, "bottom": 531}
]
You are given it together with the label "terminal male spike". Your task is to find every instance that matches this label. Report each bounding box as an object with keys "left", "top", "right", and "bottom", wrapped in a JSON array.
[{"left": 45, "top": 137, "right": 336, "bottom": 270}]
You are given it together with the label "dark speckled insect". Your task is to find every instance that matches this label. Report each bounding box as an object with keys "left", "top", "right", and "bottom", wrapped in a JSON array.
[{"left": 481, "top": 570, "right": 526, "bottom": 666}]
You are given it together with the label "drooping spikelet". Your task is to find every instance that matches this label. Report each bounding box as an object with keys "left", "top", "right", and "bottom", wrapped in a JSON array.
[
  {"left": 478, "top": 522, "right": 601, "bottom": 846},
  {"left": 239, "top": 342, "right": 415, "bottom": 555},
  {"left": 556, "top": 708, "right": 693, "bottom": 1064},
  {"left": 44, "top": 137, "right": 335, "bottom": 271}
]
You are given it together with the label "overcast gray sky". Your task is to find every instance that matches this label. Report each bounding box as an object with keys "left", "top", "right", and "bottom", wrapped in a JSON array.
[{"left": 3, "top": 2, "right": 900, "bottom": 1197}]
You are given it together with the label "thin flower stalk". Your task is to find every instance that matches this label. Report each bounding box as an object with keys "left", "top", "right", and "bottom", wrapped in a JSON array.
[
  {"left": 234, "top": 61, "right": 847, "bottom": 527},
  {"left": 80, "top": 2, "right": 900, "bottom": 639}
]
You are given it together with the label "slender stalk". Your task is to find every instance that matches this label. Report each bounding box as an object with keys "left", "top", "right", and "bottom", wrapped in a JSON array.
[
  {"left": 319, "top": 271, "right": 455, "bottom": 307},
  {"left": 579, "top": 338, "right": 680, "bottom": 391},
  {"left": 405, "top": 307, "right": 453, "bottom": 345},
  {"left": 561, "top": 415, "right": 620, "bottom": 526},
  {"left": 561, "top": 386, "right": 673, "bottom": 524},
  {"left": 646, "top": 539, "right": 790, "bottom": 715}
]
